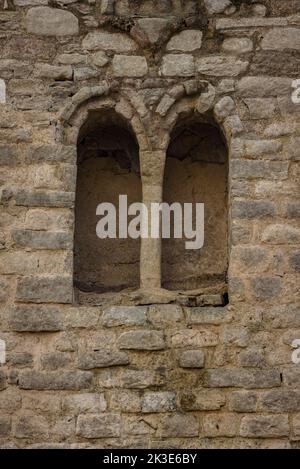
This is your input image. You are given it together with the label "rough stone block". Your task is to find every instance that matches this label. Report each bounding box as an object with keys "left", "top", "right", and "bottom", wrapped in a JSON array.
[
  {"left": 112, "top": 55, "right": 148, "bottom": 77},
  {"left": 158, "top": 414, "right": 199, "bottom": 438},
  {"left": 250, "top": 277, "right": 282, "bottom": 300},
  {"left": 142, "top": 392, "right": 176, "bottom": 413},
  {"left": 181, "top": 390, "right": 225, "bottom": 411},
  {"left": 118, "top": 331, "right": 165, "bottom": 351},
  {"left": 15, "top": 413, "right": 49, "bottom": 439},
  {"left": 196, "top": 56, "right": 248, "bottom": 76},
  {"left": 19, "top": 371, "right": 93, "bottom": 390},
  {"left": 121, "top": 369, "right": 165, "bottom": 389},
  {"left": 166, "top": 30, "right": 202, "bottom": 52},
  {"left": 0, "top": 370, "right": 7, "bottom": 391},
  {"left": 78, "top": 350, "right": 129, "bottom": 369},
  {"left": 25, "top": 7, "right": 79, "bottom": 36},
  {"left": 147, "top": 305, "right": 183, "bottom": 326},
  {"left": 16, "top": 276, "right": 73, "bottom": 304},
  {"left": 171, "top": 329, "right": 218, "bottom": 348},
  {"left": 179, "top": 350, "right": 205, "bottom": 368},
  {"left": 76, "top": 413, "right": 120, "bottom": 438},
  {"left": 187, "top": 307, "right": 230, "bottom": 325},
  {"left": 205, "top": 369, "right": 281, "bottom": 388},
  {"left": 232, "top": 200, "right": 275, "bottom": 219},
  {"left": 261, "top": 389, "right": 300, "bottom": 412},
  {"left": 82, "top": 31, "right": 137, "bottom": 52},
  {"left": 12, "top": 230, "right": 72, "bottom": 250},
  {"left": 161, "top": 54, "right": 195, "bottom": 77},
  {"left": 203, "top": 414, "right": 239, "bottom": 437},
  {"left": 229, "top": 391, "right": 258, "bottom": 412},
  {"left": 262, "top": 28, "right": 300, "bottom": 50},
  {"left": 102, "top": 306, "right": 148, "bottom": 327},
  {"left": 63, "top": 393, "right": 107, "bottom": 414},
  {"left": 240, "top": 415, "right": 289, "bottom": 438}
]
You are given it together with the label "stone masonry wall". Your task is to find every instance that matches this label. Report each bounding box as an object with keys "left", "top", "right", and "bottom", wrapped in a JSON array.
[{"left": 0, "top": 0, "right": 300, "bottom": 449}]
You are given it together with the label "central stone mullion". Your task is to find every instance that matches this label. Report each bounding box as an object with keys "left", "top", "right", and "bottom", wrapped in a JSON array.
[{"left": 139, "top": 150, "right": 166, "bottom": 290}]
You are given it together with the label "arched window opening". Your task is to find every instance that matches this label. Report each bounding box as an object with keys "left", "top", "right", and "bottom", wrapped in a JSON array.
[
  {"left": 162, "top": 117, "right": 228, "bottom": 297},
  {"left": 74, "top": 110, "right": 141, "bottom": 304}
]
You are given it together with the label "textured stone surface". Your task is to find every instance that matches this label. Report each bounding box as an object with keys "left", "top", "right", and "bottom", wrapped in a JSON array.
[
  {"left": 82, "top": 32, "right": 137, "bottom": 52},
  {"left": 196, "top": 56, "right": 248, "bottom": 76},
  {"left": 25, "top": 7, "right": 79, "bottom": 36},
  {"left": 9, "top": 306, "right": 64, "bottom": 332},
  {"left": 142, "top": 392, "right": 176, "bottom": 413},
  {"left": 118, "top": 331, "right": 165, "bottom": 350},
  {"left": 16, "top": 276, "right": 73, "bottom": 303},
  {"left": 205, "top": 369, "right": 281, "bottom": 388},
  {"left": 240, "top": 415, "right": 289, "bottom": 438},
  {"left": 76, "top": 414, "right": 121, "bottom": 438},
  {"left": 161, "top": 54, "right": 195, "bottom": 76},
  {"left": 166, "top": 30, "right": 203, "bottom": 52},
  {"left": 179, "top": 350, "right": 205, "bottom": 368},
  {"left": 19, "top": 371, "right": 93, "bottom": 390},
  {"left": 102, "top": 306, "right": 147, "bottom": 327},
  {"left": 112, "top": 55, "right": 148, "bottom": 77}
]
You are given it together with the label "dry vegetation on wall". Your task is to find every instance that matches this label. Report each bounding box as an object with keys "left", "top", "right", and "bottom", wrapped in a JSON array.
[{"left": 0, "top": 0, "right": 299, "bottom": 449}]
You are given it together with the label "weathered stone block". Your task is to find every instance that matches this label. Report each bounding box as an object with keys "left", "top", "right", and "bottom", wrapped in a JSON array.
[
  {"left": 142, "top": 392, "right": 176, "bottom": 413},
  {"left": 34, "top": 64, "right": 72, "bottom": 80},
  {"left": 16, "top": 276, "right": 73, "bottom": 304},
  {"left": 147, "top": 304, "right": 183, "bottom": 325},
  {"left": 232, "top": 200, "right": 275, "bottom": 219},
  {"left": 25, "top": 145, "right": 76, "bottom": 164},
  {"left": 121, "top": 369, "right": 165, "bottom": 389},
  {"left": 109, "top": 390, "right": 141, "bottom": 413},
  {"left": 179, "top": 350, "right": 205, "bottom": 368},
  {"left": 196, "top": 56, "right": 248, "bottom": 76},
  {"left": 112, "top": 55, "right": 148, "bottom": 77},
  {"left": 76, "top": 413, "right": 120, "bottom": 438},
  {"left": 158, "top": 414, "right": 199, "bottom": 438},
  {"left": 187, "top": 307, "right": 230, "bottom": 325},
  {"left": 283, "top": 366, "right": 300, "bottom": 386},
  {"left": 63, "top": 393, "right": 107, "bottom": 414},
  {"left": 0, "top": 389, "right": 22, "bottom": 413},
  {"left": 222, "top": 326, "right": 250, "bottom": 347},
  {"left": 19, "top": 371, "right": 93, "bottom": 390},
  {"left": 250, "top": 277, "right": 282, "bottom": 300},
  {"left": 166, "top": 30, "right": 202, "bottom": 52},
  {"left": 0, "top": 145, "right": 17, "bottom": 166},
  {"left": 118, "top": 331, "right": 165, "bottom": 350},
  {"left": 78, "top": 350, "right": 129, "bottom": 369},
  {"left": 205, "top": 369, "right": 280, "bottom": 388},
  {"left": 171, "top": 329, "right": 218, "bottom": 348},
  {"left": 263, "top": 305, "right": 300, "bottom": 328},
  {"left": 102, "top": 306, "right": 147, "bottom": 327},
  {"left": 25, "top": 7, "right": 79, "bottom": 36},
  {"left": 237, "top": 76, "right": 292, "bottom": 97},
  {"left": 181, "top": 390, "right": 225, "bottom": 411},
  {"left": 204, "top": 0, "right": 232, "bottom": 14},
  {"left": 41, "top": 352, "right": 72, "bottom": 370},
  {"left": 203, "top": 414, "right": 239, "bottom": 437},
  {"left": 222, "top": 37, "right": 253, "bottom": 54},
  {"left": 262, "top": 224, "right": 300, "bottom": 244},
  {"left": 229, "top": 391, "right": 258, "bottom": 412},
  {"left": 261, "top": 389, "right": 300, "bottom": 412},
  {"left": 0, "top": 416, "right": 11, "bottom": 437},
  {"left": 7, "top": 190, "right": 75, "bottom": 208},
  {"left": 12, "top": 230, "right": 72, "bottom": 250},
  {"left": 231, "top": 161, "right": 288, "bottom": 180},
  {"left": 161, "top": 54, "right": 195, "bottom": 77},
  {"left": 262, "top": 28, "right": 300, "bottom": 50},
  {"left": 15, "top": 413, "right": 49, "bottom": 439},
  {"left": 0, "top": 370, "right": 7, "bottom": 391},
  {"left": 82, "top": 31, "right": 137, "bottom": 52},
  {"left": 240, "top": 415, "right": 289, "bottom": 438}
]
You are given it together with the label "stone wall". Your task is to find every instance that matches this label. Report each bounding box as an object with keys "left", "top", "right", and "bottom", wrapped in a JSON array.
[{"left": 0, "top": 0, "right": 300, "bottom": 449}]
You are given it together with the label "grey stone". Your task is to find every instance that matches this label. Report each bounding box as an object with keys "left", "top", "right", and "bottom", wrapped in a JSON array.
[
  {"left": 158, "top": 414, "right": 199, "bottom": 438},
  {"left": 0, "top": 370, "right": 7, "bottom": 391},
  {"left": 161, "top": 54, "right": 195, "bottom": 77},
  {"left": 19, "top": 370, "right": 93, "bottom": 390},
  {"left": 237, "top": 76, "right": 292, "bottom": 97},
  {"left": 222, "top": 326, "right": 250, "bottom": 347},
  {"left": 283, "top": 366, "right": 300, "bottom": 386},
  {"left": 214, "top": 96, "right": 235, "bottom": 121},
  {"left": 240, "top": 415, "right": 289, "bottom": 438},
  {"left": 262, "top": 224, "right": 300, "bottom": 244},
  {"left": 229, "top": 391, "right": 258, "bottom": 412},
  {"left": 263, "top": 305, "right": 300, "bottom": 328},
  {"left": 179, "top": 350, "right": 205, "bottom": 368},
  {"left": 0, "top": 145, "right": 17, "bottom": 166},
  {"left": 262, "top": 28, "right": 300, "bottom": 50},
  {"left": 112, "top": 55, "right": 148, "bottom": 77},
  {"left": 217, "top": 17, "right": 288, "bottom": 31},
  {"left": 16, "top": 276, "right": 73, "bottom": 304},
  {"left": 142, "top": 392, "right": 176, "bottom": 413},
  {"left": 0, "top": 416, "right": 11, "bottom": 437},
  {"left": 25, "top": 145, "right": 76, "bottom": 164},
  {"left": 2, "top": 189, "right": 75, "bottom": 208},
  {"left": 11, "top": 300, "right": 63, "bottom": 334},
  {"left": 118, "top": 331, "right": 165, "bottom": 350},
  {"left": 250, "top": 277, "right": 282, "bottom": 300},
  {"left": 91, "top": 51, "right": 109, "bottom": 67},
  {"left": 244, "top": 98, "right": 277, "bottom": 119},
  {"left": 222, "top": 37, "right": 253, "bottom": 54},
  {"left": 147, "top": 305, "right": 183, "bottom": 326},
  {"left": 181, "top": 390, "right": 225, "bottom": 411},
  {"left": 78, "top": 350, "right": 129, "bottom": 369},
  {"left": 76, "top": 413, "right": 120, "bottom": 439},
  {"left": 204, "top": 0, "right": 232, "bottom": 14},
  {"left": 232, "top": 200, "right": 276, "bottom": 219},
  {"left": 205, "top": 369, "right": 281, "bottom": 388},
  {"left": 0, "top": 389, "right": 22, "bottom": 413},
  {"left": 12, "top": 230, "right": 72, "bottom": 249},
  {"left": 239, "top": 348, "right": 265, "bottom": 367},
  {"left": 73, "top": 67, "right": 100, "bottom": 81},
  {"left": 8, "top": 352, "right": 33, "bottom": 367},
  {"left": 261, "top": 389, "right": 300, "bottom": 412},
  {"left": 25, "top": 7, "right": 79, "bottom": 36},
  {"left": 35, "top": 64, "right": 73, "bottom": 80},
  {"left": 136, "top": 18, "right": 169, "bottom": 44},
  {"left": 289, "top": 252, "right": 300, "bottom": 272},
  {"left": 41, "top": 352, "right": 72, "bottom": 370},
  {"left": 102, "top": 306, "right": 147, "bottom": 327},
  {"left": 82, "top": 31, "right": 137, "bottom": 52},
  {"left": 15, "top": 413, "right": 49, "bottom": 439},
  {"left": 196, "top": 56, "right": 248, "bottom": 76},
  {"left": 187, "top": 307, "right": 231, "bottom": 325},
  {"left": 166, "top": 30, "right": 203, "bottom": 52},
  {"left": 231, "top": 160, "right": 288, "bottom": 180}
]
